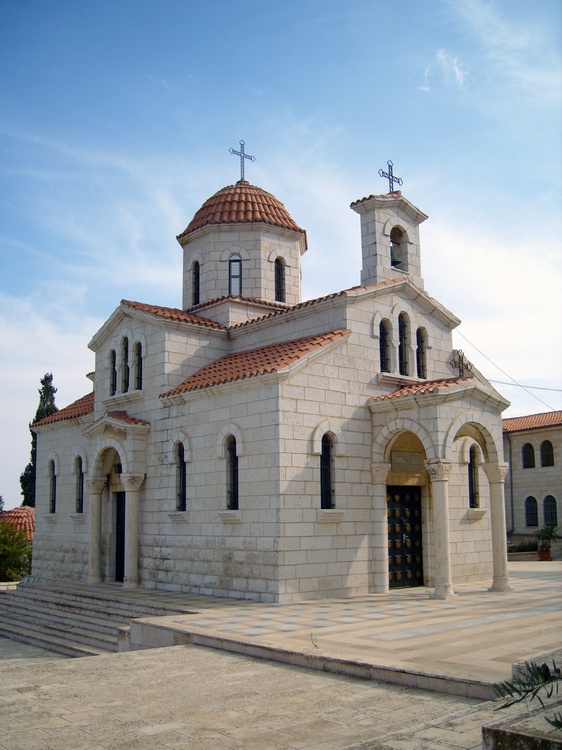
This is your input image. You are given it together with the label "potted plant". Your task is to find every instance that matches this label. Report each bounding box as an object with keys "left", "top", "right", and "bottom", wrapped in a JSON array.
[{"left": 534, "top": 524, "right": 561, "bottom": 561}]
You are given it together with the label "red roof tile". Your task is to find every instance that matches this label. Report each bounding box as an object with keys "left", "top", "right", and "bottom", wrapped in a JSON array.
[
  {"left": 502, "top": 411, "right": 562, "bottom": 433},
  {"left": 163, "top": 329, "right": 351, "bottom": 396},
  {"left": 0, "top": 506, "right": 35, "bottom": 542},
  {"left": 122, "top": 300, "right": 226, "bottom": 329},
  {"left": 371, "top": 377, "right": 470, "bottom": 402},
  {"left": 34, "top": 393, "right": 94, "bottom": 426},
  {"left": 106, "top": 411, "right": 150, "bottom": 426},
  {"left": 177, "top": 181, "right": 306, "bottom": 241}
]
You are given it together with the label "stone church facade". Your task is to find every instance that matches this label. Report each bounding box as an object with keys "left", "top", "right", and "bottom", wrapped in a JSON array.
[{"left": 32, "top": 177, "right": 511, "bottom": 603}]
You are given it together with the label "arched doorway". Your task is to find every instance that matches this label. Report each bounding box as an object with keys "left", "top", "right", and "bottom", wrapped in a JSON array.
[{"left": 93, "top": 447, "right": 126, "bottom": 583}]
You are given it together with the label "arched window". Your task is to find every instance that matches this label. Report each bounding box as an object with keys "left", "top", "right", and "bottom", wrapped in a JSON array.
[
  {"left": 274, "top": 258, "right": 286, "bottom": 302},
  {"left": 390, "top": 227, "right": 405, "bottom": 269},
  {"left": 544, "top": 496, "right": 558, "bottom": 526},
  {"left": 192, "top": 261, "right": 200, "bottom": 306},
  {"left": 75, "top": 456, "right": 84, "bottom": 514},
  {"left": 522, "top": 443, "right": 535, "bottom": 469},
  {"left": 416, "top": 327, "right": 427, "bottom": 379},
  {"left": 398, "top": 312, "right": 409, "bottom": 376},
  {"left": 48, "top": 460, "right": 57, "bottom": 514},
  {"left": 468, "top": 445, "right": 479, "bottom": 508},
  {"left": 525, "top": 496, "right": 538, "bottom": 527},
  {"left": 176, "top": 442, "right": 187, "bottom": 512},
  {"left": 540, "top": 440, "right": 554, "bottom": 467},
  {"left": 226, "top": 436, "right": 239, "bottom": 510},
  {"left": 134, "top": 342, "right": 143, "bottom": 390},
  {"left": 122, "top": 337, "right": 129, "bottom": 393},
  {"left": 109, "top": 350, "right": 117, "bottom": 396},
  {"left": 229, "top": 254, "right": 242, "bottom": 296},
  {"left": 320, "top": 433, "right": 335, "bottom": 509},
  {"left": 379, "top": 319, "right": 391, "bottom": 373}
]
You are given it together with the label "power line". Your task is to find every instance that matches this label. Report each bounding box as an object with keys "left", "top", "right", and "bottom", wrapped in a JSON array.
[{"left": 489, "top": 380, "right": 562, "bottom": 393}]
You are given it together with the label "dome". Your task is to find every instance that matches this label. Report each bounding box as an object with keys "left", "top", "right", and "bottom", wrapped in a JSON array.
[{"left": 177, "top": 180, "right": 305, "bottom": 242}]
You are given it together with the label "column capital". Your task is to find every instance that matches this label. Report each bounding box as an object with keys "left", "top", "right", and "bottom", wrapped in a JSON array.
[
  {"left": 122, "top": 473, "right": 145, "bottom": 492},
  {"left": 424, "top": 459, "right": 452, "bottom": 481},
  {"left": 371, "top": 462, "right": 392, "bottom": 484},
  {"left": 87, "top": 477, "right": 107, "bottom": 494},
  {"left": 482, "top": 462, "right": 509, "bottom": 484}
]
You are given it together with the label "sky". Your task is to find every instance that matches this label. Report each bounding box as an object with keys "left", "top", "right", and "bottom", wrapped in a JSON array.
[{"left": 1, "top": 0, "right": 561, "bottom": 509}]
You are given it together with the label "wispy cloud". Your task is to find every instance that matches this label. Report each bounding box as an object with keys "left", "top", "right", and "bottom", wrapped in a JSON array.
[{"left": 418, "top": 48, "right": 468, "bottom": 92}]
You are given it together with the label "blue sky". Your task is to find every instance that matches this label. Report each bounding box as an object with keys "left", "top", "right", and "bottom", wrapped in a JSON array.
[{"left": 1, "top": 0, "right": 561, "bottom": 508}]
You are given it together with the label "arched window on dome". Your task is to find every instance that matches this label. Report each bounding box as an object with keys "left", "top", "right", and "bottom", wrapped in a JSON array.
[
  {"left": 75, "top": 456, "right": 84, "bottom": 514},
  {"left": 379, "top": 319, "right": 391, "bottom": 373},
  {"left": 275, "top": 258, "right": 286, "bottom": 302},
  {"left": 192, "top": 261, "right": 200, "bottom": 306},
  {"left": 229, "top": 254, "right": 242, "bottom": 296},
  {"left": 416, "top": 327, "right": 427, "bottom": 379}
]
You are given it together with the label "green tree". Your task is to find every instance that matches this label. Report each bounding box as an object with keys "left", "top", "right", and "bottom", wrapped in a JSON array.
[
  {"left": 20, "top": 373, "right": 58, "bottom": 507},
  {"left": 0, "top": 495, "right": 4, "bottom": 513},
  {"left": 0, "top": 522, "right": 32, "bottom": 581}
]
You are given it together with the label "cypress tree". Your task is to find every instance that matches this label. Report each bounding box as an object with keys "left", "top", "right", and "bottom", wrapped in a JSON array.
[{"left": 20, "top": 373, "right": 58, "bottom": 507}]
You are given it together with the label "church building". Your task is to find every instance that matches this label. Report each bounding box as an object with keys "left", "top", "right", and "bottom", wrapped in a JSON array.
[{"left": 32, "top": 158, "right": 512, "bottom": 603}]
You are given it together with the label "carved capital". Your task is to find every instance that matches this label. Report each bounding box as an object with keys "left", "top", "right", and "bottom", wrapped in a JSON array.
[
  {"left": 371, "top": 462, "right": 392, "bottom": 484},
  {"left": 121, "top": 473, "right": 145, "bottom": 492},
  {"left": 424, "top": 459, "right": 452, "bottom": 482},
  {"left": 482, "top": 462, "right": 509, "bottom": 484},
  {"left": 87, "top": 477, "right": 107, "bottom": 495}
]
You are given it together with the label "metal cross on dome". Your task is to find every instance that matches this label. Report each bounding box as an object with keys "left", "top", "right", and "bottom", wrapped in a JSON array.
[
  {"left": 229, "top": 140, "right": 256, "bottom": 181},
  {"left": 378, "top": 160, "right": 403, "bottom": 193}
]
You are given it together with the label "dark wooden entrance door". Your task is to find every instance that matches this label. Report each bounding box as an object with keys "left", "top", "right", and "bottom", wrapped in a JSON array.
[
  {"left": 387, "top": 486, "right": 423, "bottom": 588},
  {"left": 115, "top": 492, "right": 126, "bottom": 583}
]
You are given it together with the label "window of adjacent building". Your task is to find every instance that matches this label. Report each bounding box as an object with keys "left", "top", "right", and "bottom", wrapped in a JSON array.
[
  {"left": 525, "top": 496, "right": 538, "bottom": 527},
  {"left": 379, "top": 319, "right": 391, "bottom": 373},
  {"left": 468, "top": 445, "right": 479, "bottom": 508},
  {"left": 398, "top": 312, "right": 409, "bottom": 376},
  {"left": 192, "top": 261, "right": 200, "bottom": 306},
  {"left": 75, "top": 456, "right": 84, "bottom": 514},
  {"left": 49, "top": 460, "right": 57, "bottom": 514},
  {"left": 110, "top": 349, "right": 117, "bottom": 396},
  {"left": 274, "top": 258, "right": 286, "bottom": 303},
  {"left": 540, "top": 440, "right": 554, "bottom": 467},
  {"left": 176, "top": 442, "right": 187, "bottom": 512},
  {"left": 133, "top": 342, "right": 143, "bottom": 390},
  {"left": 544, "top": 495, "right": 558, "bottom": 526},
  {"left": 320, "top": 433, "right": 335, "bottom": 509},
  {"left": 522, "top": 443, "right": 535, "bottom": 469},
  {"left": 226, "top": 436, "right": 239, "bottom": 510},
  {"left": 122, "top": 337, "right": 130, "bottom": 393},
  {"left": 229, "top": 254, "right": 242, "bottom": 296},
  {"left": 416, "top": 327, "right": 427, "bottom": 379}
]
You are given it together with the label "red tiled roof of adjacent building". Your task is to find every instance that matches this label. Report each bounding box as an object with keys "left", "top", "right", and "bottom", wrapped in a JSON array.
[
  {"left": 0, "top": 506, "right": 35, "bottom": 542},
  {"left": 121, "top": 300, "right": 226, "bottom": 329},
  {"left": 502, "top": 411, "right": 562, "bottom": 433},
  {"left": 370, "top": 377, "right": 470, "bottom": 402},
  {"left": 34, "top": 392, "right": 94, "bottom": 426},
  {"left": 177, "top": 180, "right": 306, "bottom": 241},
  {"left": 163, "top": 329, "right": 351, "bottom": 396}
]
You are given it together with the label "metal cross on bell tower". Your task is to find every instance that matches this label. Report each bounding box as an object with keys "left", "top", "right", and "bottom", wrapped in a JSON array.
[
  {"left": 378, "top": 160, "right": 403, "bottom": 193},
  {"left": 229, "top": 140, "right": 256, "bottom": 181},
  {"left": 451, "top": 350, "right": 473, "bottom": 377}
]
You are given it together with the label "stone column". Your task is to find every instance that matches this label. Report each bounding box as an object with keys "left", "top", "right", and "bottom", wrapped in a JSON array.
[
  {"left": 121, "top": 474, "right": 145, "bottom": 588},
  {"left": 425, "top": 459, "right": 456, "bottom": 599},
  {"left": 87, "top": 478, "right": 106, "bottom": 584},
  {"left": 482, "top": 462, "right": 511, "bottom": 592},
  {"left": 371, "top": 463, "right": 392, "bottom": 593}
]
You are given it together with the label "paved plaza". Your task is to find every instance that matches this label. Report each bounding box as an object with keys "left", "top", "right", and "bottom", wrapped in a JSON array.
[{"left": 0, "top": 562, "right": 560, "bottom": 750}]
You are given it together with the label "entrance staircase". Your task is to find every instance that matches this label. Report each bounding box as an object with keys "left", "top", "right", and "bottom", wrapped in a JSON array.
[{"left": 0, "top": 579, "right": 194, "bottom": 657}]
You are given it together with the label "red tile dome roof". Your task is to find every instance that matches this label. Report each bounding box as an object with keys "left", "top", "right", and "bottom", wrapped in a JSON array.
[
  {"left": 177, "top": 180, "right": 305, "bottom": 241},
  {"left": 0, "top": 506, "right": 35, "bottom": 542}
]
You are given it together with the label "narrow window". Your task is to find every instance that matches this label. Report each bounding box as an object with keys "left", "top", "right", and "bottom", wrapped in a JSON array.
[
  {"left": 540, "top": 440, "right": 554, "bottom": 467},
  {"left": 522, "top": 443, "right": 535, "bottom": 469},
  {"left": 134, "top": 342, "right": 143, "bottom": 390},
  {"left": 544, "top": 495, "right": 558, "bottom": 526},
  {"left": 49, "top": 460, "right": 57, "bottom": 514},
  {"left": 122, "top": 337, "right": 129, "bottom": 393},
  {"left": 320, "top": 433, "right": 335, "bottom": 509},
  {"left": 274, "top": 258, "right": 286, "bottom": 302},
  {"left": 226, "top": 436, "right": 239, "bottom": 510},
  {"left": 398, "top": 312, "right": 409, "bottom": 376},
  {"left": 75, "top": 456, "right": 84, "bottom": 513},
  {"left": 176, "top": 442, "right": 187, "bottom": 512},
  {"left": 110, "top": 350, "right": 117, "bottom": 396},
  {"left": 192, "top": 261, "right": 200, "bottom": 306},
  {"left": 390, "top": 227, "right": 404, "bottom": 269},
  {"left": 525, "top": 496, "right": 538, "bottom": 527},
  {"left": 229, "top": 254, "right": 242, "bottom": 296},
  {"left": 468, "top": 445, "right": 479, "bottom": 508},
  {"left": 416, "top": 327, "right": 427, "bottom": 379},
  {"left": 379, "top": 320, "right": 391, "bottom": 373}
]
